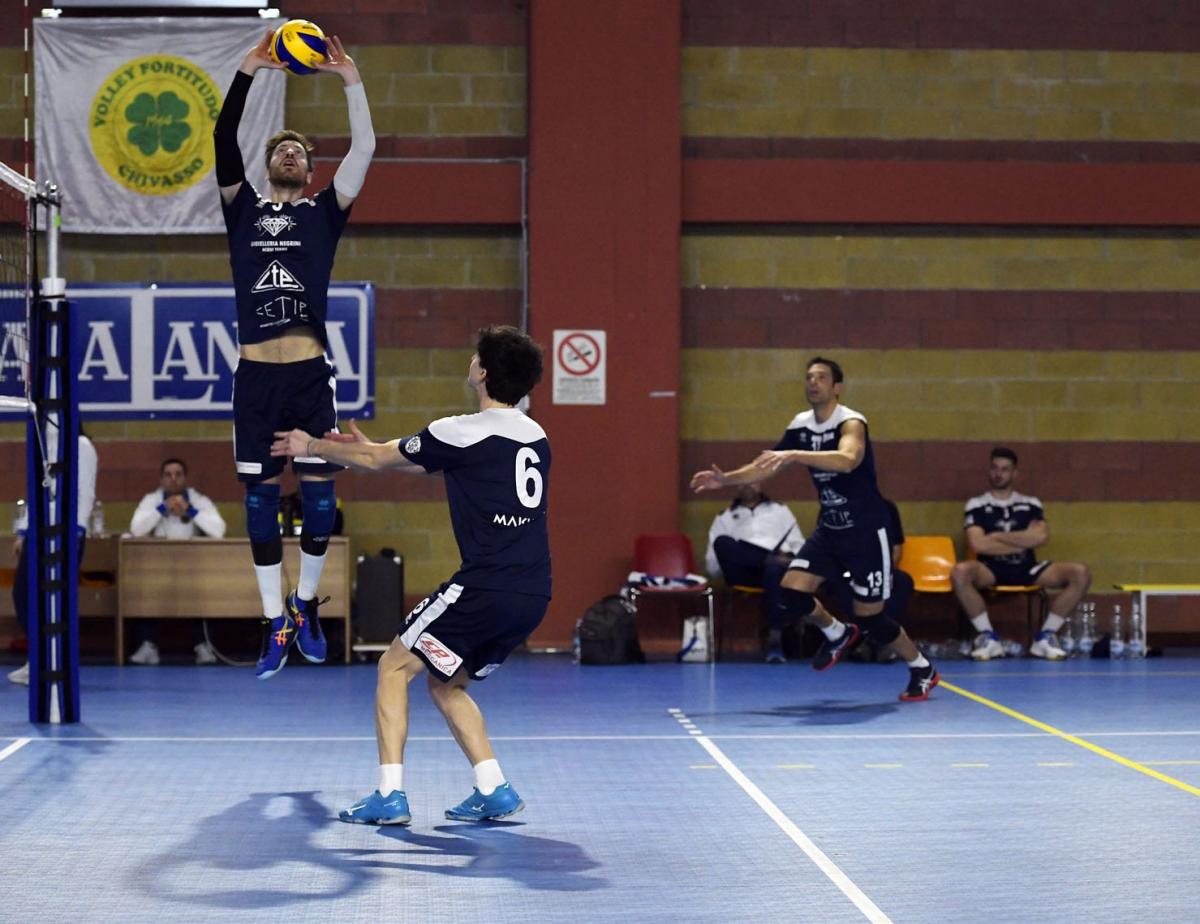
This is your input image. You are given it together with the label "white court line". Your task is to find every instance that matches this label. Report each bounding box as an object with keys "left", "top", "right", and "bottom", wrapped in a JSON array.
[
  {"left": 0, "top": 738, "right": 31, "bottom": 763},
  {"left": 7, "top": 729, "right": 1200, "bottom": 743},
  {"left": 694, "top": 734, "right": 892, "bottom": 924}
]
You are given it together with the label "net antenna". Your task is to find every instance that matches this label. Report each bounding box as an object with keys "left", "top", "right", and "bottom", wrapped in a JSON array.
[{"left": 0, "top": 158, "right": 81, "bottom": 724}]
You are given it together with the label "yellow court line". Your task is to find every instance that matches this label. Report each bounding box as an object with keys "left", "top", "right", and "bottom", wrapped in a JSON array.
[{"left": 941, "top": 680, "right": 1200, "bottom": 798}]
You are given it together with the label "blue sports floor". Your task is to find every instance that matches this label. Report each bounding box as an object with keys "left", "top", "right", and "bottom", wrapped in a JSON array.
[{"left": 3, "top": 655, "right": 1199, "bottom": 923}]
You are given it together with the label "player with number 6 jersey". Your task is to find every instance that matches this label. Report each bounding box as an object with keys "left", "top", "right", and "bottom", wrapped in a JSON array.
[{"left": 270, "top": 325, "right": 550, "bottom": 825}]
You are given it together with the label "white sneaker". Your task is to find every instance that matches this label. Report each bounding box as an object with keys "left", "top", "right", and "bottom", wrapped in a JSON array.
[
  {"left": 1029, "top": 633, "right": 1067, "bottom": 661},
  {"left": 7, "top": 662, "right": 29, "bottom": 685},
  {"left": 970, "top": 632, "right": 1004, "bottom": 661},
  {"left": 194, "top": 641, "right": 218, "bottom": 665},
  {"left": 129, "top": 640, "right": 160, "bottom": 666}
]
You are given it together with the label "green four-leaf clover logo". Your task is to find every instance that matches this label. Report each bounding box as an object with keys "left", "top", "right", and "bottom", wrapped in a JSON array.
[{"left": 125, "top": 91, "right": 192, "bottom": 156}]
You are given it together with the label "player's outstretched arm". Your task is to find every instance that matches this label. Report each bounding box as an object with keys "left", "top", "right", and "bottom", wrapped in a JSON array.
[
  {"left": 316, "top": 37, "right": 375, "bottom": 211},
  {"left": 214, "top": 30, "right": 282, "bottom": 205},
  {"left": 690, "top": 461, "right": 771, "bottom": 493},
  {"left": 271, "top": 422, "right": 424, "bottom": 474}
]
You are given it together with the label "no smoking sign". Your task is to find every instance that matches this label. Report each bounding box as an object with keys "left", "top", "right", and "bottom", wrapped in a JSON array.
[{"left": 552, "top": 329, "right": 606, "bottom": 405}]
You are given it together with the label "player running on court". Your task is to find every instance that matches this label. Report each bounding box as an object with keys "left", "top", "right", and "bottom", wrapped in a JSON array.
[
  {"left": 691, "top": 356, "right": 938, "bottom": 702},
  {"left": 213, "top": 30, "right": 375, "bottom": 679},
  {"left": 271, "top": 326, "right": 550, "bottom": 823}
]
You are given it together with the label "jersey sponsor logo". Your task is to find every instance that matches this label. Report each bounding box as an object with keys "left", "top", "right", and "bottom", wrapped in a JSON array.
[
  {"left": 255, "top": 295, "right": 310, "bottom": 327},
  {"left": 404, "top": 435, "right": 421, "bottom": 454},
  {"left": 819, "top": 487, "right": 848, "bottom": 507},
  {"left": 255, "top": 214, "right": 296, "bottom": 238},
  {"left": 251, "top": 260, "right": 305, "bottom": 293},
  {"left": 416, "top": 632, "right": 462, "bottom": 677},
  {"left": 493, "top": 513, "right": 533, "bottom": 527}
]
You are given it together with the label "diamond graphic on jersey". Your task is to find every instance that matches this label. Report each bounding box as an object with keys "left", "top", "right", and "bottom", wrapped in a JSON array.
[
  {"left": 255, "top": 215, "right": 295, "bottom": 237},
  {"left": 819, "top": 486, "right": 848, "bottom": 507},
  {"left": 251, "top": 260, "right": 305, "bottom": 293},
  {"left": 404, "top": 435, "right": 421, "bottom": 454}
]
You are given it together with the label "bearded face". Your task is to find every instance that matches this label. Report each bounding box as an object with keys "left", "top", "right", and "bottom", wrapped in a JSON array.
[{"left": 267, "top": 141, "right": 311, "bottom": 191}]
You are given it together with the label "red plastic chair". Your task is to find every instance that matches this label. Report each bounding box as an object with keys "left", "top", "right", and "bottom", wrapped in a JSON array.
[{"left": 628, "top": 533, "right": 715, "bottom": 660}]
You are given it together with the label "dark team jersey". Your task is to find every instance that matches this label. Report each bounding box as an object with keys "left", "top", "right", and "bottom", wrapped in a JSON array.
[
  {"left": 774, "top": 404, "right": 888, "bottom": 532},
  {"left": 963, "top": 491, "right": 1044, "bottom": 569},
  {"left": 399, "top": 407, "right": 551, "bottom": 597},
  {"left": 220, "top": 182, "right": 350, "bottom": 348}
]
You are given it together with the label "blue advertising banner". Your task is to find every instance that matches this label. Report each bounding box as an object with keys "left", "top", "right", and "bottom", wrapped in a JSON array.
[{"left": 0, "top": 283, "right": 374, "bottom": 419}]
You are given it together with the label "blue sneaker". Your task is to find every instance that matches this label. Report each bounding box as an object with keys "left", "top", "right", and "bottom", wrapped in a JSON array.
[
  {"left": 256, "top": 613, "right": 295, "bottom": 680},
  {"left": 445, "top": 782, "right": 524, "bottom": 822},
  {"left": 288, "top": 591, "right": 327, "bottom": 664},
  {"left": 339, "top": 789, "right": 411, "bottom": 825}
]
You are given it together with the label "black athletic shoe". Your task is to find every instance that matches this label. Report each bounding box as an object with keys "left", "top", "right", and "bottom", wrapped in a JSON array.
[
  {"left": 811, "top": 623, "right": 861, "bottom": 672},
  {"left": 899, "top": 663, "right": 940, "bottom": 702}
]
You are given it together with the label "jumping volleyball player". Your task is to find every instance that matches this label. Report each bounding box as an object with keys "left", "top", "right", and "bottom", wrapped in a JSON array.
[
  {"left": 213, "top": 30, "right": 375, "bottom": 679},
  {"left": 271, "top": 326, "right": 551, "bottom": 823}
]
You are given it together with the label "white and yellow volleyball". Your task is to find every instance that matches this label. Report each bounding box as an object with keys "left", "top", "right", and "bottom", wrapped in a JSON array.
[{"left": 269, "top": 19, "right": 328, "bottom": 75}]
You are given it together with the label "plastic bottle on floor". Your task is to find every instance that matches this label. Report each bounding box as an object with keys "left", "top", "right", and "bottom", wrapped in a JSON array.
[
  {"left": 1110, "top": 604, "right": 1125, "bottom": 659},
  {"left": 1127, "top": 600, "right": 1145, "bottom": 659},
  {"left": 1078, "top": 603, "right": 1095, "bottom": 657}
]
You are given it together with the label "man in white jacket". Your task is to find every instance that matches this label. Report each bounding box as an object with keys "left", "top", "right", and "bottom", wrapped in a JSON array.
[
  {"left": 704, "top": 484, "right": 803, "bottom": 663},
  {"left": 128, "top": 458, "right": 227, "bottom": 665}
]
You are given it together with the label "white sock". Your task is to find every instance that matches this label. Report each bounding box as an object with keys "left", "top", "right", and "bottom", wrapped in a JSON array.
[
  {"left": 908, "top": 653, "right": 930, "bottom": 669},
  {"left": 297, "top": 551, "right": 326, "bottom": 601},
  {"left": 1042, "top": 613, "right": 1066, "bottom": 634},
  {"left": 379, "top": 763, "right": 404, "bottom": 795},
  {"left": 473, "top": 758, "right": 506, "bottom": 796},
  {"left": 254, "top": 563, "right": 283, "bottom": 618},
  {"left": 820, "top": 618, "right": 846, "bottom": 641},
  {"left": 969, "top": 611, "right": 993, "bottom": 634}
]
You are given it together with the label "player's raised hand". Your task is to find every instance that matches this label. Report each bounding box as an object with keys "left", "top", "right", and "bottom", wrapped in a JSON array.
[
  {"left": 241, "top": 29, "right": 284, "bottom": 74},
  {"left": 313, "top": 35, "right": 360, "bottom": 85},
  {"left": 271, "top": 428, "right": 314, "bottom": 458},
  {"left": 750, "top": 450, "right": 790, "bottom": 477},
  {"left": 690, "top": 465, "right": 727, "bottom": 493}
]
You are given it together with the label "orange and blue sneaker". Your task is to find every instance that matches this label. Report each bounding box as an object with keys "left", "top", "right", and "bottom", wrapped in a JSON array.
[
  {"left": 339, "top": 790, "right": 411, "bottom": 825},
  {"left": 288, "top": 591, "right": 327, "bottom": 664},
  {"left": 256, "top": 613, "right": 295, "bottom": 680},
  {"left": 445, "top": 782, "right": 524, "bottom": 822}
]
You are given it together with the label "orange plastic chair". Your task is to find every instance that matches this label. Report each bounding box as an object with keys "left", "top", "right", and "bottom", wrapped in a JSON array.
[
  {"left": 898, "top": 536, "right": 956, "bottom": 593},
  {"left": 628, "top": 533, "right": 716, "bottom": 659}
]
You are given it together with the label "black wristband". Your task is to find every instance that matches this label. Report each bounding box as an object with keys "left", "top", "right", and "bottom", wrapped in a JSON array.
[{"left": 214, "top": 70, "right": 252, "bottom": 187}]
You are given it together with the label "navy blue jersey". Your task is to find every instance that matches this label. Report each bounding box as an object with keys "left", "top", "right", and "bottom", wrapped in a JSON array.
[
  {"left": 774, "top": 404, "right": 888, "bottom": 532},
  {"left": 963, "top": 491, "right": 1045, "bottom": 570},
  {"left": 399, "top": 407, "right": 551, "bottom": 597},
  {"left": 221, "top": 182, "right": 350, "bottom": 348}
]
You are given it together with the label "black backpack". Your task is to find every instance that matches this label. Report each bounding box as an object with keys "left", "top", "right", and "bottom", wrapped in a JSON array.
[{"left": 577, "top": 595, "right": 644, "bottom": 665}]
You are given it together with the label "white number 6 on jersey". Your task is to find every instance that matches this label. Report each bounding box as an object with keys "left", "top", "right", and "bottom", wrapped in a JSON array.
[{"left": 515, "top": 447, "right": 543, "bottom": 508}]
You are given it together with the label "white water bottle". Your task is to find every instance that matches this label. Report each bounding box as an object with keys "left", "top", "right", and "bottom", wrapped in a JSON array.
[
  {"left": 1060, "top": 608, "right": 1077, "bottom": 656},
  {"left": 1128, "top": 600, "right": 1145, "bottom": 658},
  {"left": 1110, "top": 604, "right": 1125, "bottom": 659},
  {"left": 1078, "top": 603, "right": 1095, "bottom": 656},
  {"left": 13, "top": 498, "right": 25, "bottom": 535}
]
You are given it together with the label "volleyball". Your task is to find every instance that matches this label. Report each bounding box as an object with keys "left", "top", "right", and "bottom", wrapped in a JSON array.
[{"left": 269, "top": 19, "right": 328, "bottom": 75}]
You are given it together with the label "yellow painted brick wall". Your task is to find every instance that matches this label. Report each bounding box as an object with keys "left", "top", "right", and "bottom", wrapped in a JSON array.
[
  {"left": 282, "top": 45, "right": 526, "bottom": 137},
  {"left": 682, "top": 233, "right": 1200, "bottom": 291},
  {"left": 681, "top": 349, "right": 1200, "bottom": 443},
  {"left": 683, "top": 47, "right": 1200, "bottom": 141}
]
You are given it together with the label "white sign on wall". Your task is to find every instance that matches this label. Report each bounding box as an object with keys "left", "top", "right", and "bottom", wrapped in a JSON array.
[{"left": 552, "top": 329, "right": 605, "bottom": 405}]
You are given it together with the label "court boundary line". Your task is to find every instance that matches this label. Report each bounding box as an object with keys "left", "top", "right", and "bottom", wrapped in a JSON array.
[
  {"left": 0, "top": 738, "right": 30, "bottom": 763},
  {"left": 942, "top": 680, "right": 1200, "bottom": 798},
  {"left": 4, "top": 729, "right": 1200, "bottom": 743},
  {"left": 672, "top": 709, "right": 893, "bottom": 924}
]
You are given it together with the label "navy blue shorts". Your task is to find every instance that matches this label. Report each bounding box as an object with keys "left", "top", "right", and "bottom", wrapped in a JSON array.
[
  {"left": 399, "top": 582, "right": 549, "bottom": 682},
  {"left": 789, "top": 524, "right": 893, "bottom": 604},
  {"left": 978, "top": 558, "right": 1051, "bottom": 587},
  {"left": 233, "top": 355, "right": 343, "bottom": 483}
]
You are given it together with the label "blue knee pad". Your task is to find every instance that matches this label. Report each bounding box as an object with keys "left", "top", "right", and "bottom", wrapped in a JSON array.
[
  {"left": 772, "top": 587, "right": 816, "bottom": 629},
  {"left": 245, "top": 483, "right": 282, "bottom": 565},
  {"left": 857, "top": 613, "right": 901, "bottom": 646},
  {"left": 299, "top": 479, "right": 336, "bottom": 556}
]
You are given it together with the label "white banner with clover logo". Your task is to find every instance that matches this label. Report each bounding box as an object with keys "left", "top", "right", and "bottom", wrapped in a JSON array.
[{"left": 34, "top": 18, "right": 285, "bottom": 234}]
